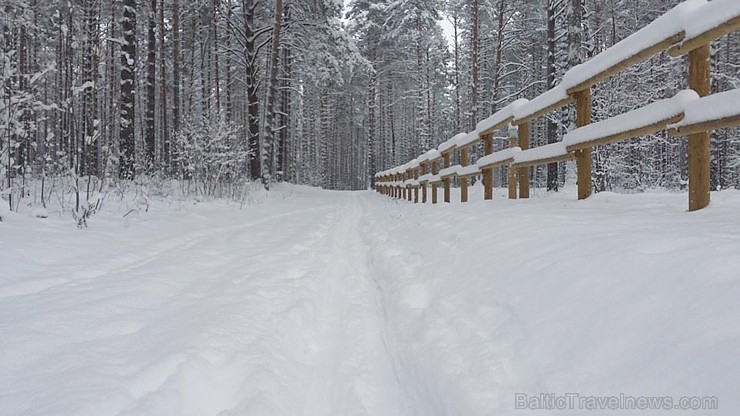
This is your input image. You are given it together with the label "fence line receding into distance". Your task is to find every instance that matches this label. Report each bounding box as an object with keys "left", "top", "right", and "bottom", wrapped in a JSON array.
[{"left": 373, "top": 0, "right": 740, "bottom": 212}]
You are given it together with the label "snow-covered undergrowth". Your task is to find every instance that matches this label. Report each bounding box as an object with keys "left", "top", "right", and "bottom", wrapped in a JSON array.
[
  {"left": 0, "top": 176, "right": 268, "bottom": 227},
  {"left": 1, "top": 184, "right": 739, "bottom": 415}
]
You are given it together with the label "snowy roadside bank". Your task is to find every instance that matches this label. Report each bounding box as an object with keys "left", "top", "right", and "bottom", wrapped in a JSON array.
[{"left": 362, "top": 187, "right": 740, "bottom": 415}]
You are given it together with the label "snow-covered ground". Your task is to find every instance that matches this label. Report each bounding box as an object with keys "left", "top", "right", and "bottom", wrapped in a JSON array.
[{"left": 1, "top": 184, "right": 739, "bottom": 415}]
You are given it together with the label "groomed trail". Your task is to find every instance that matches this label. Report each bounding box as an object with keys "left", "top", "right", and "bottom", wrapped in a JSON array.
[
  {"left": 1, "top": 190, "right": 414, "bottom": 416},
  {"left": 2, "top": 185, "right": 740, "bottom": 415}
]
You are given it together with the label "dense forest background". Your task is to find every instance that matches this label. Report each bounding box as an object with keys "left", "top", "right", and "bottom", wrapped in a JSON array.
[{"left": 1, "top": 0, "right": 738, "bottom": 208}]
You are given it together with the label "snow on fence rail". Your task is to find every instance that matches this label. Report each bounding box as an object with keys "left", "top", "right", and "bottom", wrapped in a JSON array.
[
  {"left": 563, "top": 90, "right": 699, "bottom": 151},
  {"left": 374, "top": 0, "right": 740, "bottom": 211},
  {"left": 668, "top": 89, "right": 740, "bottom": 136}
]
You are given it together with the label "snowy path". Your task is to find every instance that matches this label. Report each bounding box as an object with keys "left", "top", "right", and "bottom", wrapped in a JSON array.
[
  {"left": 1, "top": 190, "right": 411, "bottom": 416},
  {"left": 2, "top": 185, "right": 740, "bottom": 415}
]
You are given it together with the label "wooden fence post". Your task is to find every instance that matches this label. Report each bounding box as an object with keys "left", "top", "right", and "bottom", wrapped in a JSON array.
[
  {"left": 398, "top": 173, "right": 402, "bottom": 198},
  {"left": 688, "top": 44, "right": 711, "bottom": 211},
  {"left": 408, "top": 169, "right": 413, "bottom": 201},
  {"left": 422, "top": 163, "right": 428, "bottom": 203},
  {"left": 574, "top": 88, "right": 592, "bottom": 200},
  {"left": 403, "top": 172, "right": 407, "bottom": 200},
  {"left": 407, "top": 170, "right": 412, "bottom": 201},
  {"left": 508, "top": 138, "right": 518, "bottom": 199},
  {"left": 432, "top": 160, "right": 439, "bottom": 204},
  {"left": 413, "top": 167, "right": 419, "bottom": 203},
  {"left": 443, "top": 151, "right": 451, "bottom": 203},
  {"left": 460, "top": 147, "right": 469, "bottom": 203},
  {"left": 403, "top": 172, "right": 408, "bottom": 200},
  {"left": 400, "top": 174, "right": 404, "bottom": 199},
  {"left": 482, "top": 133, "right": 494, "bottom": 200},
  {"left": 518, "top": 122, "right": 530, "bottom": 199}
]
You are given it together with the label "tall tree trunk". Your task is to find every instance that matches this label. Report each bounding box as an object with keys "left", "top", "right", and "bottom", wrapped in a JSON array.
[
  {"left": 470, "top": 0, "right": 479, "bottom": 129},
  {"left": 120, "top": 0, "right": 137, "bottom": 180},
  {"left": 105, "top": 2, "right": 118, "bottom": 179},
  {"left": 86, "top": 0, "right": 100, "bottom": 177},
  {"left": 568, "top": 0, "right": 585, "bottom": 68},
  {"left": 367, "top": 54, "right": 376, "bottom": 187},
  {"left": 414, "top": 15, "right": 428, "bottom": 152},
  {"left": 425, "top": 49, "right": 433, "bottom": 146},
  {"left": 225, "top": 0, "right": 233, "bottom": 123},
  {"left": 263, "top": 0, "right": 283, "bottom": 186},
  {"left": 243, "top": 0, "right": 260, "bottom": 181},
  {"left": 146, "top": 0, "right": 157, "bottom": 169},
  {"left": 159, "top": 0, "right": 169, "bottom": 171},
  {"left": 452, "top": 15, "right": 461, "bottom": 133},
  {"left": 66, "top": 10, "right": 73, "bottom": 171},
  {"left": 276, "top": 2, "right": 291, "bottom": 181},
  {"left": 278, "top": 31, "right": 291, "bottom": 181},
  {"left": 172, "top": 0, "right": 180, "bottom": 134},
  {"left": 199, "top": 24, "right": 208, "bottom": 120},
  {"left": 491, "top": 0, "right": 506, "bottom": 114},
  {"left": 546, "top": 0, "right": 558, "bottom": 191},
  {"left": 213, "top": 0, "right": 221, "bottom": 116}
]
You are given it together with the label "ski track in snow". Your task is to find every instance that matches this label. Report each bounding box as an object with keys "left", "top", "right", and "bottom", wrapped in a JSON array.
[
  {"left": 0, "top": 190, "right": 413, "bottom": 416},
  {"left": 2, "top": 185, "right": 740, "bottom": 415}
]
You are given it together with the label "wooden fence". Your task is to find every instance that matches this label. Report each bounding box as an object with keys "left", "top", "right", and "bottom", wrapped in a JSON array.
[{"left": 374, "top": 0, "right": 740, "bottom": 212}]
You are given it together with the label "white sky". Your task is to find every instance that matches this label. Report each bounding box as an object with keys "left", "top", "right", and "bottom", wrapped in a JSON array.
[{"left": 438, "top": 13, "right": 457, "bottom": 49}]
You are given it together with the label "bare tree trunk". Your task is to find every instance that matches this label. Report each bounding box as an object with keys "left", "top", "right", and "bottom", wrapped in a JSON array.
[
  {"left": 470, "top": 0, "right": 479, "bottom": 129},
  {"left": 120, "top": 0, "right": 137, "bottom": 180},
  {"left": 146, "top": 0, "right": 157, "bottom": 169},
  {"left": 65, "top": 9, "right": 73, "bottom": 171},
  {"left": 213, "top": 0, "right": 221, "bottom": 115},
  {"left": 225, "top": 0, "right": 233, "bottom": 123},
  {"left": 568, "top": 0, "right": 585, "bottom": 68},
  {"left": 491, "top": 0, "right": 506, "bottom": 114},
  {"left": 172, "top": 0, "right": 180, "bottom": 133},
  {"left": 452, "top": 14, "right": 461, "bottom": 133},
  {"left": 243, "top": 0, "right": 260, "bottom": 181},
  {"left": 104, "top": 2, "right": 118, "bottom": 180},
  {"left": 199, "top": 26, "right": 208, "bottom": 120},
  {"left": 263, "top": 0, "right": 283, "bottom": 187},
  {"left": 367, "top": 48, "right": 377, "bottom": 186},
  {"left": 546, "top": 0, "right": 558, "bottom": 191},
  {"left": 159, "top": 0, "right": 169, "bottom": 171},
  {"left": 278, "top": 21, "right": 291, "bottom": 181}
]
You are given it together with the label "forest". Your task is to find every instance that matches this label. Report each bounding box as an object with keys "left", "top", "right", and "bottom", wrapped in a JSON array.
[{"left": 1, "top": 0, "right": 739, "bottom": 212}]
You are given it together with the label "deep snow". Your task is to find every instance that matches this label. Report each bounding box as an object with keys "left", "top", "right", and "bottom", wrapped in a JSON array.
[{"left": 1, "top": 184, "right": 739, "bottom": 415}]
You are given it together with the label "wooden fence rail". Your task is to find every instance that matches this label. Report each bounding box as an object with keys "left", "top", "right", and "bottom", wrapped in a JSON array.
[{"left": 374, "top": 0, "right": 740, "bottom": 212}]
